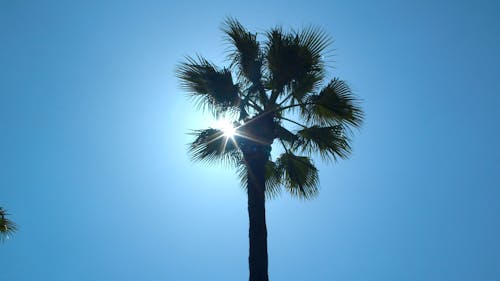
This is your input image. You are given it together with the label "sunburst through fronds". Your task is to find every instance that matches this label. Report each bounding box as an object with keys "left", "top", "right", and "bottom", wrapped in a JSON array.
[{"left": 212, "top": 118, "right": 237, "bottom": 138}]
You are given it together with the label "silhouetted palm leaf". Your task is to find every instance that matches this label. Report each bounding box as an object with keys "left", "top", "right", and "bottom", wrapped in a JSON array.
[
  {"left": 264, "top": 160, "right": 282, "bottom": 197},
  {"left": 276, "top": 152, "right": 319, "bottom": 199},
  {"left": 303, "top": 78, "right": 363, "bottom": 127},
  {"left": 266, "top": 27, "right": 329, "bottom": 102},
  {"left": 289, "top": 72, "right": 323, "bottom": 103},
  {"left": 298, "top": 26, "right": 331, "bottom": 63},
  {"left": 223, "top": 18, "right": 263, "bottom": 86},
  {"left": 0, "top": 208, "right": 17, "bottom": 242},
  {"left": 177, "top": 56, "right": 240, "bottom": 115},
  {"left": 296, "top": 125, "right": 351, "bottom": 161}
]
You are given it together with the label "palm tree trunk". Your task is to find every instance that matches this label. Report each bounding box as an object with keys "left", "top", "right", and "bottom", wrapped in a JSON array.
[{"left": 246, "top": 148, "right": 269, "bottom": 281}]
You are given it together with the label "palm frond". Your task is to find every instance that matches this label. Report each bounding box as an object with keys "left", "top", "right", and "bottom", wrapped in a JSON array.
[
  {"left": 0, "top": 208, "right": 17, "bottom": 242},
  {"left": 303, "top": 78, "right": 363, "bottom": 127},
  {"left": 266, "top": 26, "right": 329, "bottom": 102},
  {"left": 188, "top": 128, "right": 242, "bottom": 167},
  {"left": 290, "top": 72, "right": 323, "bottom": 102},
  {"left": 290, "top": 26, "right": 331, "bottom": 101},
  {"left": 177, "top": 56, "right": 240, "bottom": 115},
  {"left": 298, "top": 26, "right": 332, "bottom": 62},
  {"left": 264, "top": 160, "right": 282, "bottom": 197},
  {"left": 295, "top": 125, "right": 351, "bottom": 161},
  {"left": 276, "top": 152, "right": 319, "bottom": 199},
  {"left": 222, "top": 17, "right": 263, "bottom": 86}
]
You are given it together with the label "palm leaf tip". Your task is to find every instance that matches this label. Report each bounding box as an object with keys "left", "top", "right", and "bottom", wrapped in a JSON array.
[
  {"left": 0, "top": 208, "right": 17, "bottom": 241},
  {"left": 177, "top": 56, "right": 240, "bottom": 113},
  {"left": 222, "top": 17, "right": 263, "bottom": 84},
  {"left": 304, "top": 78, "right": 364, "bottom": 127},
  {"left": 266, "top": 26, "right": 330, "bottom": 100},
  {"left": 298, "top": 26, "right": 332, "bottom": 60},
  {"left": 276, "top": 152, "right": 319, "bottom": 199},
  {"left": 296, "top": 125, "right": 352, "bottom": 161},
  {"left": 264, "top": 160, "right": 282, "bottom": 198}
]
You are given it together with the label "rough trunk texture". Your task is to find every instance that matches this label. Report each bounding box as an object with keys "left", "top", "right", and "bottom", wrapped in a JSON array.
[{"left": 246, "top": 147, "right": 269, "bottom": 281}]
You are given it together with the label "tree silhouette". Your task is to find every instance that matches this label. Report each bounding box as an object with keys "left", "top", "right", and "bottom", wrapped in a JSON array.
[
  {"left": 0, "top": 207, "right": 17, "bottom": 242},
  {"left": 177, "top": 18, "right": 363, "bottom": 281}
]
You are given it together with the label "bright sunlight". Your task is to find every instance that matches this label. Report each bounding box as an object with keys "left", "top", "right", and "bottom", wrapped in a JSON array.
[{"left": 213, "top": 118, "right": 237, "bottom": 138}]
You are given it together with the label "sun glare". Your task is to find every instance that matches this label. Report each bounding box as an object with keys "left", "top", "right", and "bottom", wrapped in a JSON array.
[{"left": 213, "top": 119, "right": 236, "bottom": 138}]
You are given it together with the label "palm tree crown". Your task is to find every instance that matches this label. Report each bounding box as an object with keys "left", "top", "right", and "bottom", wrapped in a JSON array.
[
  {"left": 0, "top": 207, "right": 17, "bottom": 242},
  {"left": 179, "top": 18, "right": 363, "bottom": 198}
]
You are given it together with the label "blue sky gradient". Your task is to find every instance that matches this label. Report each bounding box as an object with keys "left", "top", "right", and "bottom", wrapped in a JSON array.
[{"left": 1, "top": 0, "right": 499, "bottom": 280}]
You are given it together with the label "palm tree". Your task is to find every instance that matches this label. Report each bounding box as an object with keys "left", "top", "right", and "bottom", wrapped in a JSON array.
[
  {"left": 177, "top": 18, "right": 363, "bottom": 281},
  {"left": 0, "top": 207, "right": 17, "bottom": 242}
]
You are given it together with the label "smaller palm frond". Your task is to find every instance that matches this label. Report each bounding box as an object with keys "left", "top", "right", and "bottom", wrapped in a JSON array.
[
  {"left": 237, "top": 160, "right": 282, "bottom": 199},
  {"left": 290, "top": 26, "right": 331, "bottom": 101},
  {"left": 177, "top": 56, "right": 240, "bottom": 114},
  {"left": 303, "top": 78, "right": 363, "bottom": 127},
  {"left": 222, "top": 17, "right": 263, "bottom": 86},
  {"left": 276, "top": 152, "right": 319, "bottom": 199},
  {"left": 266, "top": 26, "right": 329, "bottom": 101},
  {"left": 289, "top": 72, "right": 323, "bottom": 103},
  {"left": 264, "top": 160, "right": 282, "bottom": 198},
  {"left": 0, "top": 208, "right": 17, "bottom": 242},
  {"left": 297, "top": 26, "right": 332, "bottom": 63},
  {"left": 189, "top": 128, "right": 241, "bottom": 167},
  {"left": 295, "top": 125, "right": 351, "bottom": 161}
]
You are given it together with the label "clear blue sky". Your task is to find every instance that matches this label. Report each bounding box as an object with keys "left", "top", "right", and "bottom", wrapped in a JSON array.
[{"left": 1, "top": 0, "right": 499, "bottom": 280}]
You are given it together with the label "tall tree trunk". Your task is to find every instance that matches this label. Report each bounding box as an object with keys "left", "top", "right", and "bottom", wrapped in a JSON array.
[
  {"left": 240, "top": 111, "right": 275, "bottom": 281},
  {"left": 245, "top": 147, "right": 269, "bottom": 281}
]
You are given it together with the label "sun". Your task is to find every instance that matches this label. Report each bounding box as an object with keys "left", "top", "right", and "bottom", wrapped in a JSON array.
[{"left": 213, "top": 118, "right": 237, "bottom": 138}]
